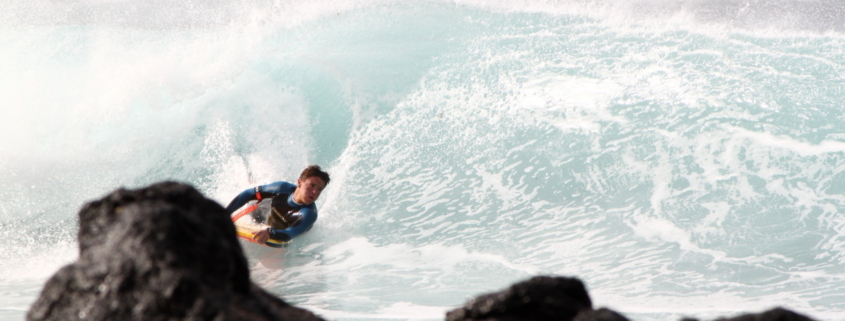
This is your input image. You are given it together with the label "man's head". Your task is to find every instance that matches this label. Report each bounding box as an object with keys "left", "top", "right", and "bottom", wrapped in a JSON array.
[
  {"left": 299, "top": 165, "right": 330, "bottom": 186},
  {"left": 293, "top": 165, "right": 330, "bottom": 205}
]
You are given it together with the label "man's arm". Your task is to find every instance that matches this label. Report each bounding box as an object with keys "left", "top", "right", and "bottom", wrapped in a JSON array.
[{"left": 224, "top": 188, "right": 258, "bottom": 214}]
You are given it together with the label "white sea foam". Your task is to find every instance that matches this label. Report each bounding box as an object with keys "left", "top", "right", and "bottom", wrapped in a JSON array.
[{"left": 2, "top": 1, "right": 845, "bottom": 321}]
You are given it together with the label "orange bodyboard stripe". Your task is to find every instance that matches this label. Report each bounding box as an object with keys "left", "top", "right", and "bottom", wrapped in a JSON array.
[{"left": 231, "top": 203, "right": 258, "bottom": 222}]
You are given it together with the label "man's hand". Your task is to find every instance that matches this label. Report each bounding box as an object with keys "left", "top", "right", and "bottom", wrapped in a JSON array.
[{"left": 252, "top": 229, "right": 271, "bottom": 245}]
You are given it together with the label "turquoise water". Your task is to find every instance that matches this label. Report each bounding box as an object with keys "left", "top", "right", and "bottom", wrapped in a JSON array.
[{"left": 1, "top": 1, "right": 845, "bottom": 320}]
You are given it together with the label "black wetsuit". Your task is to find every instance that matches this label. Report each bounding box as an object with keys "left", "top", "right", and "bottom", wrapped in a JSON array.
[{"left": 225, "top": 181, "right": 317, "bottom": 242}]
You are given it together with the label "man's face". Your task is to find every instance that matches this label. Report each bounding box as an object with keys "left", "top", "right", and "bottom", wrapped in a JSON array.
[{"left": 294, "top": 176, "right": 327, "bottom": 205}]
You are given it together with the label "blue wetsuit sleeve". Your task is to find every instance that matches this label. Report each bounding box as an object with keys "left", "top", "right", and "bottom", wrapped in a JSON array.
[
  {"left": 224, "top": 188, "right": 258, "bottom": 214},
  {"left": 269, "top": 207, "right": 317, "bottom": 242}
]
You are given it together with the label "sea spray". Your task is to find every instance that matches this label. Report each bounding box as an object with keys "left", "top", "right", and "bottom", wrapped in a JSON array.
[{"left": 2, "top": 1, "right": 845, "bottom": 320}]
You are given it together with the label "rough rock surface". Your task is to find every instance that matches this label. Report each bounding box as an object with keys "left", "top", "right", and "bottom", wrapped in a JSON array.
[
  {"left": 26, "top": 181, "right": 324, "bottom": 321},
  {"left": 574, "top": 308, "right": 631, "bottom": 321},
  {"left": 711, "top": 307, "right": 816, "bottom": 321},
  {"left": 447, "top": 275, "right": 814, "bottom": 321},
  {"left": 445, "top": 275, "right": 595, "bottom": 321}
]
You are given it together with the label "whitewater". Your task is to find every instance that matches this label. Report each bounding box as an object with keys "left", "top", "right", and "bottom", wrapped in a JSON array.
[{"left": 1, "top": 0, "right": 844, "bottom": 320}]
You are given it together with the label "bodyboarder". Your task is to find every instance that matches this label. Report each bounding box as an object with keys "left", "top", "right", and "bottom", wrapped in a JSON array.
[{"left": 224, "top": 165, "right": 330, "bottom": 246}]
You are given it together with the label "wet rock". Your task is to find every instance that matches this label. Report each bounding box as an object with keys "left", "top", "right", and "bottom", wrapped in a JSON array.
[
  {"left": 712, "top": 307, "right": 816, "bottom": 321},
  {"left": 574, "top": 308, "right": 631, "bottom": 321},
  {"left": 446, "top": 275, "right": 594, "bottom": 321},
  {"left": 680, "top": 307, "right": 816, "bottom": 321},
  {"left": 27, "top": 181, "right": 323, "bottom": 321}
]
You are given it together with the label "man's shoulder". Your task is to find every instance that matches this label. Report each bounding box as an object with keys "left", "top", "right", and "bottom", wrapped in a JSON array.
[{"left": 261, "top": 181, "right": 296, "bottom": 193}]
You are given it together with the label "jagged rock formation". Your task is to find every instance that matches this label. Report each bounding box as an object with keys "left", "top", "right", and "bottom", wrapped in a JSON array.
[
  {"left": 445, "top": 275, "right": 598, "bottom": 321},
  {"left": 574, "top": 308, "right": 631, "bottom": 321},
  {"left": 26, "top": 181, "right": 324, "bottom": 321},
  {"left": 446, "top": 275, "right": 815, "bottom": 321},
  {"left": 702, "top": 307, "right": 815, "bottom": 321}
]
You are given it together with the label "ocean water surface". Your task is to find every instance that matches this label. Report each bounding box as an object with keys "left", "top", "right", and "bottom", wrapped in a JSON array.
[{"left": 1, "top": 0, "right": 845, "bottom": 320}]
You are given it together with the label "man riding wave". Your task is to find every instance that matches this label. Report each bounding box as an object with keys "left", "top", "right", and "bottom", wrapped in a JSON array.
[{"left": 224, "top": 165, "right": 330, "bottom": 245}]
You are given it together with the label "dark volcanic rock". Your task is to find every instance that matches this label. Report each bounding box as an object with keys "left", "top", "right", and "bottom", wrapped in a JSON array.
[
  {"left": 27, "top": 181, "right": 324, "bottom": 321},
  {"left": 444, "top": 274, "right": 819, "bottom": 321},
  {"left": 574, "top": 308, "right": 630, "bottom": 321},
  {"left": 680, "top": 307, "right": 817, "bottom": 321},
  {"left": 714, "top": 307, "right": 817, "bottom": 321},
  {"left": 446, "top": 275, "right": 594, "bottom": 321}
]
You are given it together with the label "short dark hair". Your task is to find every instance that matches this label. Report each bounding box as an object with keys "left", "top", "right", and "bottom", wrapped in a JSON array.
[{"left": 300, "top": 165, "right": 330, "bottom": 185}]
